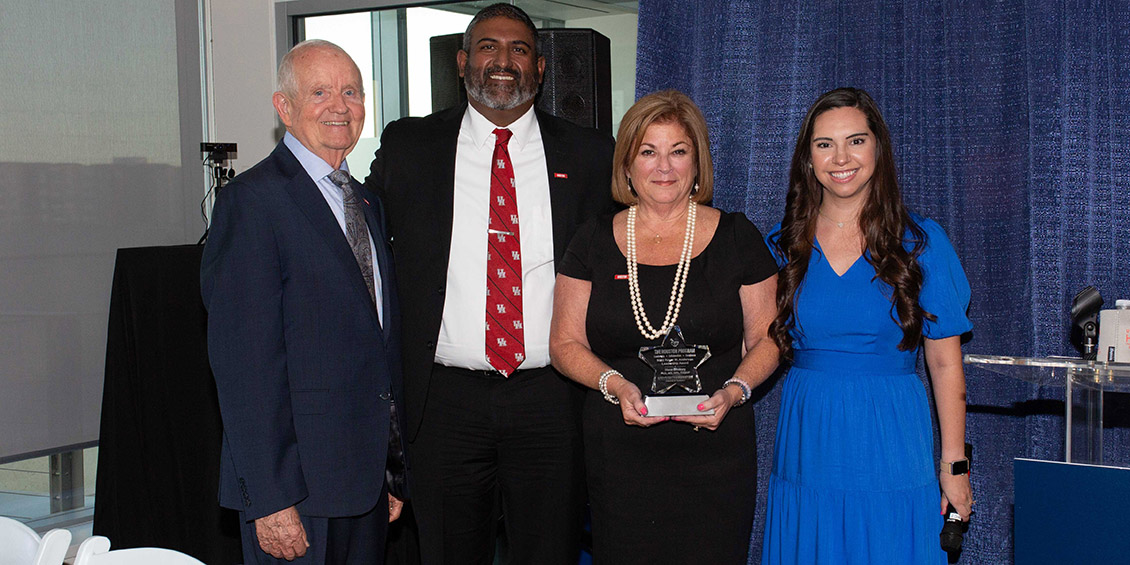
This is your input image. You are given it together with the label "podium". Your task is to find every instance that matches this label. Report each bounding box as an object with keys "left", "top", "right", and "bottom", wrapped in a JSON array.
[
  {"left": 967, "top": 355, "right": 1130, "bottom": 563},
  {"left": 964, "top": 354, "right": 1130, "bottom": 466}
]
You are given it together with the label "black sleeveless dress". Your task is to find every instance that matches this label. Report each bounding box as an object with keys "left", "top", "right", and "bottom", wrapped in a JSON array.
[{"left": 559, "top": 211, "right": 778, "bottom": 564}]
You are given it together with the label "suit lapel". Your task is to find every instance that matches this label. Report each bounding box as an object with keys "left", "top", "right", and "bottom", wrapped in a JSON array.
[
  {"left": 360, "top": 180, "right": 394, "bottom": 343},
  {"left": 275, "top": 144, "right": 380, "bottom": 326},
  {"left": 538, "top": 112, "right": 573, "bottom": 264},
  {"left": 425, "top": 106, "right": 464, "bottom": 275}
]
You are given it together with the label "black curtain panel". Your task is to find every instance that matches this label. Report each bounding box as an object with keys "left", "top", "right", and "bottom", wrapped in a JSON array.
[{"left": 94, "top": 245, "right": 241, "bottom": 564}]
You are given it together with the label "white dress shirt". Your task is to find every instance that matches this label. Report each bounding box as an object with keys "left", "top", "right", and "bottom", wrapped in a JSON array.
[
  {"left": 435, "top": 105, "right": 554, "bottom": 370},
  {"left": 283, "top": 132, "right": 383, "bottom": 326}
]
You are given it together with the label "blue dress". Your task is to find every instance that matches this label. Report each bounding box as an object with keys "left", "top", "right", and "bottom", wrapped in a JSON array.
[{"left": 761, "top": 216, "right": 972, "bottom": 564}]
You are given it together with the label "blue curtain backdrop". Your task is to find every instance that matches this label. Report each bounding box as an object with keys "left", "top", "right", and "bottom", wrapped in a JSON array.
[{"left": 636, "top": 1, "right": 1130, "bottom": 562}]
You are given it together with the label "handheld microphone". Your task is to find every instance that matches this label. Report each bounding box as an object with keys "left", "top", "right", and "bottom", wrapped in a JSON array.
[{"left": 940, "top": 503, "right": 964, "bottom": 553}]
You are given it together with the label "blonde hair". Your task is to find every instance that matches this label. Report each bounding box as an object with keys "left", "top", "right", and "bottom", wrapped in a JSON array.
[{"left": 611, "top": 90, "right": 713, "bottom": 205}]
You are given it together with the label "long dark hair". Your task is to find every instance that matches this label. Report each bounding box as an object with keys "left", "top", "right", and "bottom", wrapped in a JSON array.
[{"left": 769, "top": 87, "right": 933, "bottom": 360}]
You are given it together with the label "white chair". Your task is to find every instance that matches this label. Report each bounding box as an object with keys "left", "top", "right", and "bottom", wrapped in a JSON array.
[
  {"left": 0, "top": 516, "right": 72, "bottom": 565},
  {"left": 73, "top": 536, "right": 205, "bottom": 565}
]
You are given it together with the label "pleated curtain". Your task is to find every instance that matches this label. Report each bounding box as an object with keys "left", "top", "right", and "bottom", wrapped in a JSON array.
[{"left": 636, "top": 1, "right": 1130, "bottom": 562}]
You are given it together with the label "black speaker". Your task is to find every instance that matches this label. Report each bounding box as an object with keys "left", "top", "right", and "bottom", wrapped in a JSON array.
[
  {"left": 429, "top": 33, "right": 466, "bottom": 114},
  {"left": 537, "top": 29, "right": 612, "bottom": 136},
  {"left": 428, "top": 29, "right": 613, "bottom": 136}
]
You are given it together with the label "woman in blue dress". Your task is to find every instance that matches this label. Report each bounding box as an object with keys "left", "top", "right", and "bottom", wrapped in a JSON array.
[{"left": 761, "top": 88, "right": 973, "bottom": 564}]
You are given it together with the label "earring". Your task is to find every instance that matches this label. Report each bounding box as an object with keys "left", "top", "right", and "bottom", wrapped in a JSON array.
[
  {"left": 691, "top": 182, "right": 699, "bottom": 196},
  {"left": 628, "top": 177, "right": 637, "bottom": 197}
]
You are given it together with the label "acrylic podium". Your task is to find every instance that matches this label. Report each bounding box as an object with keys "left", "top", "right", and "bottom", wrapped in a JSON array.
[
  {"left": 964, "top": 354, "right": 1130, "bottom": 563},
  {"left": 964, "top": 354, "right": 1130, "bottom": 465}
]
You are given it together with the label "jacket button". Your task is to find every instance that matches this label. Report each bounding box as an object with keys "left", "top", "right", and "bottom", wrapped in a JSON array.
[
  {"left": 379, "top": 392, "right": 391, "bottom": 401},
  {"left": 425, "top": 341, "right": 435, "bottom": 349},
  {"left": 436, "top": 287, "right": 445, "bottom": 295}
]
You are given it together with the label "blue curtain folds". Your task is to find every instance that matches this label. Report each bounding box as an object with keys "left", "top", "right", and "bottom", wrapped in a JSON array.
[{"left": 637, "top": 1, "right": 1130, "bottom": 562}]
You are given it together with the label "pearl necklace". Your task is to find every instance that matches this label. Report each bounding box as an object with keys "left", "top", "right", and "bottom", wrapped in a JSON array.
[{"left": 626, "top": 199, "right": 697, "bottom": 340}]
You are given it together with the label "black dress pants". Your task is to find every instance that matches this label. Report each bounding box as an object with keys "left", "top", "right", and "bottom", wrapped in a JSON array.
[{"left": 408, "top": 364, "right": 585, "bottom": 565}]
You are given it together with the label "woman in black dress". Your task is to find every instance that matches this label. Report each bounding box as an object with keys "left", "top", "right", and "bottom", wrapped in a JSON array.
[{"left": 549, "top": 90, "right": 780, "bottom": 563}]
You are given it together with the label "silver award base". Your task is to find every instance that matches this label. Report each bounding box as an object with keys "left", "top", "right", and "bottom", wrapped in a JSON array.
[{"left": 643, "top": 394, "right": 713, "bottom": 417}]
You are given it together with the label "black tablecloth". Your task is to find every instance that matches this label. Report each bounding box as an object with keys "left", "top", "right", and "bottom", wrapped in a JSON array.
[{"left": 93, "top": 244, "right": 241, "bottom": 563}]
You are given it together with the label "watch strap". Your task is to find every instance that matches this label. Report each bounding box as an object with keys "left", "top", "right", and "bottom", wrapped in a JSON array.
[{"left": 940, "top": 458, "right": 970, "bottom": 475}]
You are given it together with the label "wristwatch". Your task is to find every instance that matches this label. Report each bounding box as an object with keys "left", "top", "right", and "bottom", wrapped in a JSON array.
[{"left": 940, "top": 458, "right": 970, "bottom": 476}]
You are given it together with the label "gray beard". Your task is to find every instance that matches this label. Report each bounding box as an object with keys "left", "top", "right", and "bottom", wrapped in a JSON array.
[{"left": 464, "top": 73, "right": 538, "bottom": 111}]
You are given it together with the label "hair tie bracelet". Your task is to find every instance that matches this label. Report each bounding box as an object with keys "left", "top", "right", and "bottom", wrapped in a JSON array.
[{"left": 598, "top": 369, "right": 622, "bottom": 405}]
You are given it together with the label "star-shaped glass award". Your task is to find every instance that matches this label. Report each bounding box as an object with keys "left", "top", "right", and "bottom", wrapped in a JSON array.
[{"left": 638, "top": 326, "right": 712, "bottom": 416}]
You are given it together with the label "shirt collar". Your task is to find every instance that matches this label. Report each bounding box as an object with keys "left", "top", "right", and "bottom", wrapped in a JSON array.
[
  {"left": 463, "top": 104, "right": 539, "bottom": 151},
  {"left": 283, "top": 132, "right": 349, "bottom": 183}
]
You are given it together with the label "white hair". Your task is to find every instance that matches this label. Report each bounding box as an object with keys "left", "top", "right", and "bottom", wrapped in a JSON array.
[{"left": 276, "top": 39, "right": 355, "bottom": 97}]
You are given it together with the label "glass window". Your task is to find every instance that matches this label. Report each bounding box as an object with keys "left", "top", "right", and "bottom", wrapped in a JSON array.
[
  {"left": 0, "top": 0, "right": 201, "bottom": 462},
  {"left": 405, "top": 8, "right": 475, "bottom": 117},
  {"left": 1, "top": 0, "right": 200, "bottom": 542},
  {"left": 304, "top": 13, "right": 379, "bottom": 139},
  {"left": 296, "top": 1, "right": 637, "bottom": 174},
  {"left": 0, "top": 446, "right": 97, "bottom": 536}
]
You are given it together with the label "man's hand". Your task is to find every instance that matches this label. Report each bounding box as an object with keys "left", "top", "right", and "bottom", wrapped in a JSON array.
[
  {"left": 389, "top": 494, "right": 404, "bottom": 523},
  {"left": 254, "top": 506, "right": 309, "bottom": 560}
]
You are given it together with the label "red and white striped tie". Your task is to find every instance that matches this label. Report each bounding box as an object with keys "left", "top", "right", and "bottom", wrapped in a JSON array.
[{"left": 485, "top": 128, "right": 525, "bottom": 376}]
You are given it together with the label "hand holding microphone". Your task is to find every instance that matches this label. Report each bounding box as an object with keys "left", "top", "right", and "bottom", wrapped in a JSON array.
[
  {"left": 939, "top": 442, "right": 973, "bottom": 554},
  {"left": 940, "top": 502, "right": 965, "bottom": 553}
]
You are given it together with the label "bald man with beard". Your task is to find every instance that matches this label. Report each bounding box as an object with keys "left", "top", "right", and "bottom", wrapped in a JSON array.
[{"left": 364, "top": 4, "right": 614, "bottom": 564}]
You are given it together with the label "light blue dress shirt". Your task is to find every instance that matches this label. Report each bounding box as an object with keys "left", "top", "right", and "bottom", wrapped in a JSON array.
[{"left": 283, "top": 132, "right": 383, "bottom": 325}]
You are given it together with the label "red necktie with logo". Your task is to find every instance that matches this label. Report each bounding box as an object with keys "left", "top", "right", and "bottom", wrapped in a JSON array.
[{"left": 486, "top": 128, "right": 525, "bottom": 376}]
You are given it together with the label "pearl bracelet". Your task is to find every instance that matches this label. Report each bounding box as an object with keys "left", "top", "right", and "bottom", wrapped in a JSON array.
[
  {"left": 723, "top": 378, "right": 752, "bottom": 406},
  {"left": 598, "top": 369, "right": 622, "bottom": 405}
]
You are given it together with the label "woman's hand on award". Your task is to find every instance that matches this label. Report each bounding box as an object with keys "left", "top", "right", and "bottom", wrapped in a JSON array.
[
  {"left": 672, "top": 386, "right": 739, "bottom": 431},
  {"left": 612, "top": 379, "right": 662, "bottom": 427}
]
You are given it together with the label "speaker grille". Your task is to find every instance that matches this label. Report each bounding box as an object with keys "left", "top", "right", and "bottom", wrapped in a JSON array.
[{"left": 537, "top": 29, "right": 612, "bottom": 136}]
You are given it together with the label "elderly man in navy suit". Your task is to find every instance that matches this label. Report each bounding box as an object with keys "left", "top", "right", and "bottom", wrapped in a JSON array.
[{"left": 202, "top": 39, "right": 405, "bottom": 564}]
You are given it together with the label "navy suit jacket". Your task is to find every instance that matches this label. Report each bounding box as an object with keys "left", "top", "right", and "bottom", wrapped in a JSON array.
[
  {"left": 201, "top": 140, "right": 404, "bottom": 521},
  {"left": 364, "top": 104, "right": 615, "bottom": 441}
]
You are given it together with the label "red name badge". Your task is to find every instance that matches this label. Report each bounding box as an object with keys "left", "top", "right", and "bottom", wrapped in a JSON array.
[
  {"left": 614, "top": 274, "right": 628, "bottom": 280},
  {"left": 554, "top": 172, "right": 568, "bottom": 179}
]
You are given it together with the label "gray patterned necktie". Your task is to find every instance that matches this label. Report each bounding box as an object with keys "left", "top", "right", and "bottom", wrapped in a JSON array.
[
  {"left": 329, "top": 169, "right": 376, "bottom": 310},
  {"left": 329, "top": 170, "right": 404, "bottom": 492}
]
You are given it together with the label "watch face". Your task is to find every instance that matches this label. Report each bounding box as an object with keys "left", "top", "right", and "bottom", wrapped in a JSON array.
[{"left": 950, "top": 459, "right": 970, "bottom": 475}]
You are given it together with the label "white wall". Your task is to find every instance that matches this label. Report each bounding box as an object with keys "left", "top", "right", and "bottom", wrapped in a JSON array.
[{"left": 206, "top": 0, "right": 282, "bottom": 168}]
